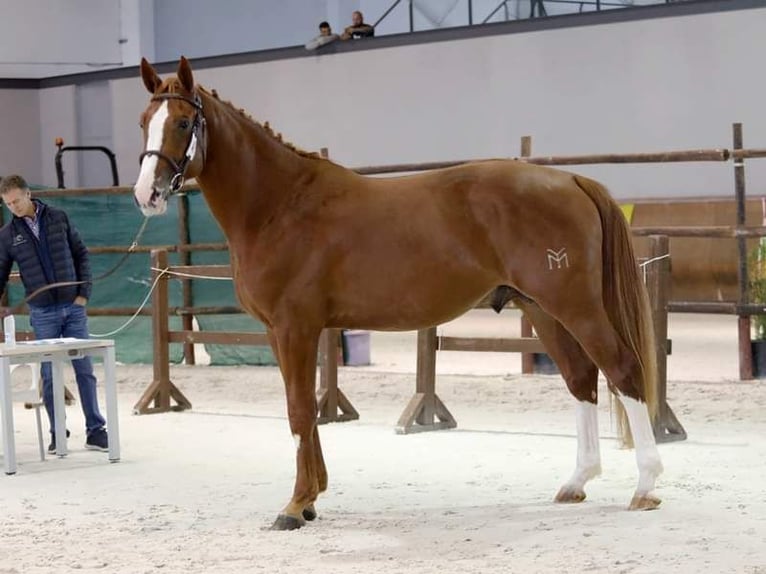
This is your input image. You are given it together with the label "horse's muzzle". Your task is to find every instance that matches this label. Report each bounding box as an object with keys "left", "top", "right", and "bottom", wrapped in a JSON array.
[{"left": 134, "top": 186, "right": 169, "bottom": 216}]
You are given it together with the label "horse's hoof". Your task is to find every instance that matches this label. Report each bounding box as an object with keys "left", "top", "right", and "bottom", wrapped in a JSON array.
[
  {"left": 269, "top": 514, "right": 305, "bottom": 530},
  {"left": 628, "top": 494, "right": 661, "bottom": 511},
  {"left": 302, "top": 504, "right": 317, "bottom": 522},
  {"left": 554, "top": 486, "right": 587, "bottom": 504}
]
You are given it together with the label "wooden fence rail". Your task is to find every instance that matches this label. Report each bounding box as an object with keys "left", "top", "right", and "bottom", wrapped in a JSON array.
[
  {"left": 3, "top": 131, "right": 763, "bottom": 435},
  {"left": 137, "top": 238, "right": 685, "bottom": 443},
  {"left": 11, "top": 130, "right": 760, "bottom": 379},
  {"left": 132, "top": 249, "right": 359, "bottom": 422},
  {"left": 395, "top": 235, "right": 685, "bottom": 443}
]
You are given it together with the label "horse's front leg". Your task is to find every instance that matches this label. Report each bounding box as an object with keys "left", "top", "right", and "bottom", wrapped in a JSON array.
[{"left": 269, "top": 325, "right": 325, "bottom": 531}]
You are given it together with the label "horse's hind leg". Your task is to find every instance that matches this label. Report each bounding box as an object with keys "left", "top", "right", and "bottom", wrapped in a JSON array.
[
  {"left": 267, "top": 325, "right": 326, "bottom": 530},
  {"left": 548, "top": 304, "right": 663, "bottom": 510},
  {"left": 516, "top": 301, "right": 601, "bottom": 504}
]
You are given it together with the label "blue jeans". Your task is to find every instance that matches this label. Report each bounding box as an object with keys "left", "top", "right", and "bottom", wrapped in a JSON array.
[{"left": 29, "top": 302, "right": 106, "bottom": 435}]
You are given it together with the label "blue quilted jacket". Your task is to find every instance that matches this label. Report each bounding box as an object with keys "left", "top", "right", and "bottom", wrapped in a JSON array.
[{"left": 0, "top": 200, "right": 92, "bottom": 306}]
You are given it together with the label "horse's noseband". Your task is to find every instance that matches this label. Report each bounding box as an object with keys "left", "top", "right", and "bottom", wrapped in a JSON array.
[{"left": 139, "top": 92, "right": 206, "bottom": 198}]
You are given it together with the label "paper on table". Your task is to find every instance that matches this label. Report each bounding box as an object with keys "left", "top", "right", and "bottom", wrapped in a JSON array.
[{"left": 19, "top": 337, "right": 83, "bottom": 345}]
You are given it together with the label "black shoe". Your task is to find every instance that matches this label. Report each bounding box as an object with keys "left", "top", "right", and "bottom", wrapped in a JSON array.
[
  {"left": 47, "top": 429, "right": 71, "bottom": 454},
  {"left": 85, "top": 428, "right": 109, "bottom": 452}
]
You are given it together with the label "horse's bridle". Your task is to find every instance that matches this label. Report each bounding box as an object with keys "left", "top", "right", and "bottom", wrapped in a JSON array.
[{"left": 139, "top": 92, "right": 206, "bottom": 196}]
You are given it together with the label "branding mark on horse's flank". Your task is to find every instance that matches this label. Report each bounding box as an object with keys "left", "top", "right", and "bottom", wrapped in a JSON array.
[{"left": 547, "top": 248, "right": 569, "bottom": 270}]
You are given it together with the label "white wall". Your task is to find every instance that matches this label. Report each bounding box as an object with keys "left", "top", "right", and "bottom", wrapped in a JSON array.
[
  {"left": 0, "top": 0, "right": 674, "bottom": 79},
  {"left": 0, "top": 0, "right": 122, "bottom": 79},
  {"left": 39, "top": 86, "right": 78, "bottom": 188},
  {"left": 0, "top": 90, "right": 41, "bottom": 181},
  {"left": 111, "top": 76, "right": 148, "bottom": 190},
  {"left": 150, "top": 0, "right": 507, "bottom": 61},
  {"left": 120, "top": 0, "right": 156, "bottom": 69},
  {"left": 150, "top": 0, "right": 667, "bottom": 59},
  {"left": 114, "top": 6, "right": 766, "bottom": 201},
  {"left": 153, "top": 0, "right": 328, "bottom": 60},
  {"left": 4, "top": 5, "right": 766, "bottom": 199}
]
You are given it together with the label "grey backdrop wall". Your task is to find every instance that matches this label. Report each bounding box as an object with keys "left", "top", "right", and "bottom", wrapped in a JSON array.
[
  {"left": 2, "top": 3, "right": 765, "bottom": 202},
  {"left": 120, "top": 5, "right": 766, "bottom": 201},
  {"left": 151, "top": 0, "right": 670, "bottom": 60},
  {"left": 0, "top": 90, "right": 40, "bottom": 181},
  {"left": 38, "top": 86, "right": 78, "bottom": 189}
]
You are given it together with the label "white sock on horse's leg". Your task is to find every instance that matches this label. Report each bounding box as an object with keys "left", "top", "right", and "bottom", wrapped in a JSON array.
[
  {"left": 556, "top": 400, "right": 601, "bottom": 501},
  {"left": 618, "top": 395, "right": 664, "bottom": 498},
  {"left": 569, "top": 400, "right": 602, "bottom": 487}
]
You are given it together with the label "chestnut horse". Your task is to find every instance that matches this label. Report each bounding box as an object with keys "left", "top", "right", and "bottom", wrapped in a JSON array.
[{"left": 134, "top": 57, "right": 663, "bottom": 530}]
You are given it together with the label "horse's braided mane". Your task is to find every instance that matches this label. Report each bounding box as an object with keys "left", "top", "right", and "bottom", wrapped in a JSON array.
[{"left": 196, "top": 85, "right": 323, "bottom": 160}]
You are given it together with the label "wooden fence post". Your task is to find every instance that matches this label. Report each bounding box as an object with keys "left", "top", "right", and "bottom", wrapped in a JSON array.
[
  {"left": 733, "top": 123, "right": 754, "bottom": 380},
  {"left": 646, "top": 235, "right": 686, "bottom": 442},
  {"left": 315, "top": 145, "right": 360, "bottom": 424},
  {"left": 177, "top": 192, "right": 195, "bottom": 365},
  {"left": 397, "top": 327, "right": 456, "bottom": 433},
  {"left": 519, "top": 135, "right": 536, "bottom": 374},
  {"left": 317, "top": 328, "right": 359, "bottom": 424},
  {"left": 133, "top": 249, "right": 192, "bottom": 414}
]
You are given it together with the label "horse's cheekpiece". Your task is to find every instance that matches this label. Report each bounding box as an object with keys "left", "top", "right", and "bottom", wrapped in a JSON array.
[{"left": 139, "top": 91, "right": 206, "bottom": 199}]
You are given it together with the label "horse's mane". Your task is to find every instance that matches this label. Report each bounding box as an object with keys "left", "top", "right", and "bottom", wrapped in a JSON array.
[{"left": 197, "top": 84, "right": 323, "bottom": 161}]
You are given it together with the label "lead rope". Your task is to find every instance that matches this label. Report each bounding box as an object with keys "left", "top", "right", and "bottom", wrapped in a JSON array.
[
  {"left": 88, "top": 265, "right": 166, "bottom": 338},
  {"left": 88, "top": 264, "right": 234, "bottom": 338},
  {"left": 639, "top": 254, "right": 670, "bottom": 284}
]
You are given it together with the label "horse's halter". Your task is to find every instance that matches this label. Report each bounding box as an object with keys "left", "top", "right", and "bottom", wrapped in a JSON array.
[{"left": 138, "top": 92, "right": 206, "bottom": 196}]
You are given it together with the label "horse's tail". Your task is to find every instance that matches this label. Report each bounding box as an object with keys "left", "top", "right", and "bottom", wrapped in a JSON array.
[{"left": 574, "top": 174, "right": 658, "bottom": 448}]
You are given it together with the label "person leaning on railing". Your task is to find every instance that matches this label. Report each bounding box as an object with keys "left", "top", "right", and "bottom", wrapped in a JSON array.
[
  {"left": 305, "top": 20, "right": 340, "bottom": 51},
  {"left": 340, "top": 10, "right": 375, "bottom": 40}
]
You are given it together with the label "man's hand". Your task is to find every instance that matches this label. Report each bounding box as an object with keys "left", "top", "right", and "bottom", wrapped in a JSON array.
[
  {"left": 0, "top": 307, "right": 10, "bottom": 318},
  {"left": 74, "top": 296, "right": 88, "bottom": 306}
]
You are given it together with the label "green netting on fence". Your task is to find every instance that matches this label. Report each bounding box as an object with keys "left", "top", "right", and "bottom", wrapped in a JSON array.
[{"left": 2, "top": 188, "right": 275, "bottom": 366}]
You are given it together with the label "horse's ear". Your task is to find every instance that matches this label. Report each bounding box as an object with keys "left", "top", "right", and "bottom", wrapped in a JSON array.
[
  {"left": 177, "top": 56, "right": 195, "bottom": 93},
  {"left": 140, "top": 57, "right": 162, "bottom": 94}
]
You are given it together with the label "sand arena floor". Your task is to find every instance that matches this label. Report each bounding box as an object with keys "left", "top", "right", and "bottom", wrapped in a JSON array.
[{"left": 1, "top": 310, "right": 764, "bottom": 574}]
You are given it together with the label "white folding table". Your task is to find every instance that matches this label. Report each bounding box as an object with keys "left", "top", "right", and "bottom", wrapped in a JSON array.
[{"left": 0, "top": 338, "right": 120, "bottom": 475}]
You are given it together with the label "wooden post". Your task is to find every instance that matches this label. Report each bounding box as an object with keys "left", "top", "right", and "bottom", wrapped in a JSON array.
[
  {"left": 416, "top": 327, "right": 437, "bottom": 425},
  {"left": 316, "top": 329, "right": 359, "bottom": 424},
  {"left": 519, "top": 135, "right": 536, "bottom": 374},
  {"left": 177, "top": 192, "right": 195, "bottom": 365},
  {"left": 396, "top": 327, "right": 456, "bottom": 433},
  {"left": 133, "top": 249, "right": 192, "bottom": 414},
  {"left": 733, "top": 123, "right": 754, "bottom": 380},
  {"left": 315, "top": 146, "right": 359, "bottom": 424},
  {"left": 646, "top": 235, "right": 686, "bottom": 442}
]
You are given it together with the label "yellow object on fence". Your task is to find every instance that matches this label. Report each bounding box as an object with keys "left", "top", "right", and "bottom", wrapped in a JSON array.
[{"left": 620, "top": 203, "right": 635, "bottom": 224}]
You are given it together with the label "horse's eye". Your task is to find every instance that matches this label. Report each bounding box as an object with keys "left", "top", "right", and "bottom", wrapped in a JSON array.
[{"left": 179, "top": 119, "right": 191, "bottom": 130}]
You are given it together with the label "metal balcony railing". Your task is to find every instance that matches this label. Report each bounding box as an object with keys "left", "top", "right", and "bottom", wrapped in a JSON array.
[{"left": 368, "top": 0, "right": 691, "bottom": 35}]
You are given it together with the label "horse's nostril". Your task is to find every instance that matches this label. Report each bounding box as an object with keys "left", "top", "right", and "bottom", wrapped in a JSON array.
[{"left": 149, "top": 188, "right": 161, "bottom": 204}]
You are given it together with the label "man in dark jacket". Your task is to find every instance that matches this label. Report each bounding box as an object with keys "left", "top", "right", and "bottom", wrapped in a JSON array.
[
  {"left": 0, "top": 174, "right": 108, "bottom": 453},
  {"left": 340, "top": 10, "right": 375, "bottom": 40}
]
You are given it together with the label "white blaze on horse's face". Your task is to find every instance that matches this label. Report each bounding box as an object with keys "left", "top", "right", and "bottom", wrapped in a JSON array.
[{"left": 134, "top": 101, "right": 170, "bottom": 216}]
